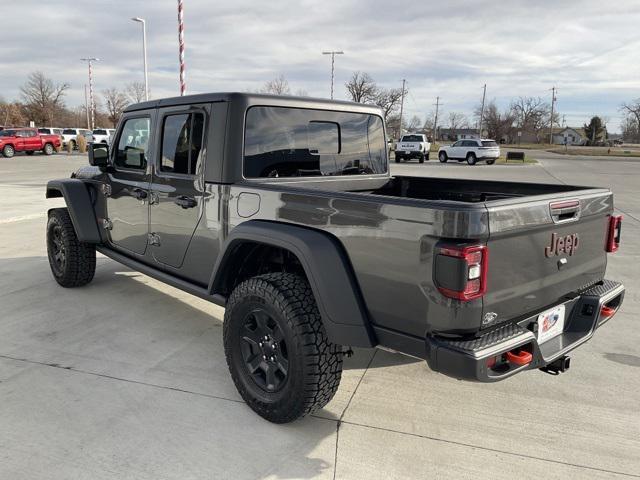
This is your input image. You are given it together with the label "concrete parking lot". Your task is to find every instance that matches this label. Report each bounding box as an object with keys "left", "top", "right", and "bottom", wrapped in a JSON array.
[{"left": 1, "top": 152, "right": 639, "bottom": 479}]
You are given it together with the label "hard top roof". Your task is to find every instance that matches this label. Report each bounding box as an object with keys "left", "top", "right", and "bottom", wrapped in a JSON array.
[{"left": 123, "top": 92, "right": 384, "bottom": 116}]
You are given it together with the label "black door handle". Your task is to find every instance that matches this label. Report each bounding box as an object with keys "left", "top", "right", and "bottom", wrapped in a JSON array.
[
  {"left": 132, "top": 188, "right": 148, "bottom": 200},
  {"left": 174, "top": 195, "right": 197, "bottom": 209}
]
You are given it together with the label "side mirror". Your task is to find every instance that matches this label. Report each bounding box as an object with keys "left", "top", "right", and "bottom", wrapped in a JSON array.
[{"left": 88, "top": 142, "right": 109, "bottom": 168}]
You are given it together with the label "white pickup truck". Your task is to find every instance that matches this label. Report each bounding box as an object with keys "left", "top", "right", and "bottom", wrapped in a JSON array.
[{"left": 394, "top": 134, "right": 431, "bottom": 163}]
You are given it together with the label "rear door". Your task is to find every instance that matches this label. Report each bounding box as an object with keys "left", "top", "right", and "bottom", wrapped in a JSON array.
[
  {"left": 484, "top": 190, "right": 612, "bottom": 322},
  {"left": 148, "top": 105, "right": 208, "bottom": 269},
  {"left": 106, "top": 113, "right": 154, "bottom": 256}
]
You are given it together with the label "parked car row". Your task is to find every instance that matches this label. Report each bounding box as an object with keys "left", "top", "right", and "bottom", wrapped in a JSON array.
[{"left": 390, "top": 135, "right": 501, "bottom": 166}]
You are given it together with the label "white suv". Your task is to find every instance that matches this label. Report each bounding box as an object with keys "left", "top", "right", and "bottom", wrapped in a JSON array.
[
  {"left": 394, "top": 134, "right": 431, "bottom": 163},
  {"left": 438, "top": 139, "right": 500, "bottom": 165},
  {"left": 91, "top": 128, "right": 116, "bottom": 144}
]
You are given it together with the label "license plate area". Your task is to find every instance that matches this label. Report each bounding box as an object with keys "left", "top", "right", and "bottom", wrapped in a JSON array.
[{"left": 537, "top": 304, "right": 565, "bottom": 344}]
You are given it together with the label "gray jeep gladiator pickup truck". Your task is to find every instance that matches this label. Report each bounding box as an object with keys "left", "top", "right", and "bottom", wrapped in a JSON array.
[{"left": 46, "top": 93, "right": 625, "bottom": 423}]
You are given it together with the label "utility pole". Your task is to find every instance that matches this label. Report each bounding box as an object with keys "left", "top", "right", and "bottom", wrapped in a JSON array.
[
  {"left": 177, "top": 0, "right": 186, "bottom": 95},
  {"left": 478, "top": 83, "right": 486, "bottom": 137},
  {"left": 549, "top": 86, "right": 557, "bottom": 145},
  {"left": 562, "top": 114, "right": 566, "bottom": 128},
  {"left": 80, "top": 57, "right": 99, "bottom": 130},
  {"left": 398, "top": 79, "right": 406, "bottom": 136},
  {"left": 433, "top": 96, "right": 442, "bottom": 142},
  {"left": 322, "top": 51, "right": 344, "bottom": 99}
]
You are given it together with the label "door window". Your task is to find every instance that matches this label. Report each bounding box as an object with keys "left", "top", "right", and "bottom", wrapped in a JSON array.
[
  {"left": 114, "top": 117, "right": 151, "bottom": 170},
  {"left": 160, "top": 113, "right": 205, "bottom": 175}
]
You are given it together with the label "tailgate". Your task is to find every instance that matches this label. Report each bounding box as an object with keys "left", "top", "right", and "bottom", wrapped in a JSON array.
[
  {"left": 398, "top": 142, "right": 420, "bottom": 150},
  {"left": 484, "top": 189, "right": 612, "bottom": 325}
]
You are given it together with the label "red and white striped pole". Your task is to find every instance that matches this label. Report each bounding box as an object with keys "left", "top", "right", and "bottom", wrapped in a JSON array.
[{"left": 177, "top": 0, "right": 186, "bottom": 96}]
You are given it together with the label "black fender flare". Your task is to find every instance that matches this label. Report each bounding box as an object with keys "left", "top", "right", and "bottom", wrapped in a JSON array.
[
  {"left": 210, "top": 220, "right": 376, "bottom": 348},
  {"left": 46, "top": 179, "right": 101, "bottom": 243}
]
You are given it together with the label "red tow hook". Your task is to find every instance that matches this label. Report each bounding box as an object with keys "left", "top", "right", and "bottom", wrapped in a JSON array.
[
  {"left": 600, "top": 305, "right": 617, "bottom": 318},
  {"left": 506, "top": 349, "right": 533, "bottom": 366}
]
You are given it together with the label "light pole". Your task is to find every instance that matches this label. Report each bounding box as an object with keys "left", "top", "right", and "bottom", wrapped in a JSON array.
[
  {"left": 80, "top": 57, "right": 99, "bottom": 130},
  {"left": 322, "top": 50, "right": 344, "bottom": 99},
  {"left": 131, "top": 17, "right": 149, "bottom": 101}
]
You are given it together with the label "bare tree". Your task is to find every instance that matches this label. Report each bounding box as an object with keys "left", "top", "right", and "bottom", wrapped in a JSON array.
[
  {"left": 405, "top": 115, "right": 422, "bottom": 131},
  {"left": 473, "top": 100, "right": 515, "bottom": 141},
  {"left": 126, "top": 81, "right": 147, "bottom": 104},
  {"left": 447, "top": 111, "right": 468, "bottom": 130},
  {"left": 0, "top": 99, "right": 26, "bottom": 126},
  {"left": 261, "top": 75, "right": 291, "bottom": 95},
  {"left": 345, "top": 71, "right": 377, "bottom": 103},
  {"left": 510, "top": 96, "right": 551, "bottom": 133},
  {"left": 19, "top": 71, "right": 69, "bottom": 126},
  {"left": 103, "top": 88, "right": 129, "bottom": 127},
  {"left": 621, "top": 99, "right": 640, "bottom": 141},
  {"left": 374, "top": 87, "right": 404, "bottom": 122}
]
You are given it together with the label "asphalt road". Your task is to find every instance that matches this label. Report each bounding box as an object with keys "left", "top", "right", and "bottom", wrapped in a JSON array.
[{"left": 1, "top": 151, "right": 638, "bottom": 479}]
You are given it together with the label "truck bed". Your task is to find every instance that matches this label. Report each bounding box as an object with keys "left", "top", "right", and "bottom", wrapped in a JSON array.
[{"left": 360, "top": 176, "right": 587, "bottom": 203}]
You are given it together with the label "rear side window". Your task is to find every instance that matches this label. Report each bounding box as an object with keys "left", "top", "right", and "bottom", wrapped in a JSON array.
[
  {"left": 160, "top": 113, "right": 205, "bottom": 175},
  {"left": 401, "top": 135, "right": 423, "bottom": 142},
  {"left": 244, "top": 106, "right": 387, "bottom": 178},
  {"left": 38, "top": 128, "right": 50, "bottom": 134},
  {"left": 114, "top": 117, "right": 151, "bottom": 170},
  {"left": 94, "top": 129, "right": 107, "bottom": 135},
  {"left": 481, "top": 141, "right": 498, "bottom": 147},
  {"left": 62, "top": 129, "right": 76, "bottom": 135}
]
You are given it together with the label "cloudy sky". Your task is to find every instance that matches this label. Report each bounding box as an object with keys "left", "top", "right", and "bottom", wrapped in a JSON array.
[{"left": 1, "top": 0, "right": 639, "bottom": 132}]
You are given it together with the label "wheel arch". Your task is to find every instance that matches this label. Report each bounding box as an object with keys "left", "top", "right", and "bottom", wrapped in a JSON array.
[
  {"left": 46, "top": 179, "right": 101, "bottom": 243},
  {"left": 210, "top": 220, "right": 376, "bottom": 348}
]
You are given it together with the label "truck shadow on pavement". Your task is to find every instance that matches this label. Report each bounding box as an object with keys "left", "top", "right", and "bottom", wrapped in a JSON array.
[{"left": 0, "top": 256, "right": 417, "bottom": 479}]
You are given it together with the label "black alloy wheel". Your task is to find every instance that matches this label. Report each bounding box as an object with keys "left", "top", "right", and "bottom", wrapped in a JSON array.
[{"left": 240, "top": 308, "right": 289, "bottom": 392}]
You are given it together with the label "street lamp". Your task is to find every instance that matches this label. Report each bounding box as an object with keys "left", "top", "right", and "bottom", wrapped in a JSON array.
[
  {"left": 322, "top": 50, "right": 344, "bottom": 99},
  {"left": 80, "top": 57, "right": 99, "bottom": 130},
  {"left": 131, "top": 17, "right": 149, "bottom": 101}
]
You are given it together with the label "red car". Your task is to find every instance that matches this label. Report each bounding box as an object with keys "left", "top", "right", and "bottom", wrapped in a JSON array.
[{"left": 0, "top": 128, "right": 61, "bottom": 158}]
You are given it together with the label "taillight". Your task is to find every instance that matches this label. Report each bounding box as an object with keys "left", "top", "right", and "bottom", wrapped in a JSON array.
[
  {"left": 435, "top": 245, "right": 488, "bottom": 301},
  {"left": 606, "top": 215, "right": 622, "bottom": 253}
]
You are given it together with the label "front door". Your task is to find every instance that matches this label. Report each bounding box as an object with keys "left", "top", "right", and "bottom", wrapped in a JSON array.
[
  {"left": 149, "top": 107, "right": 207, "bottom": 269},
  {"left": 25, "top": 129, "right": 41, "bottom": 150},
  {"left": 106, "top": 114, "right": 154, "bottom": 256}
]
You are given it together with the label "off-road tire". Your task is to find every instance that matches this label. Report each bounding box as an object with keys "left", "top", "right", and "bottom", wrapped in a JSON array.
[
  {"left": 395, "top": 155, "right": 402, "bottom": 163},
  {"left": 43, "top": 143, "right": 54, "bottom": 155},
  {"left": 2, "top": 145, "right": 15, "bottom": 158},
  {"left": 46, "top": 208, "right": 96, "bottom": 288},
  {"left": 224, "top": 272, "right": 343, "bottom": 423},
  {"left": 438, "top": 151, "right": 448, "bottom": 163},
  {"left": 419, "top": 154, "right": 425, "bottom": 163},
  {"left": 466, "top": 152, "right": 477, "bottom": 165}
]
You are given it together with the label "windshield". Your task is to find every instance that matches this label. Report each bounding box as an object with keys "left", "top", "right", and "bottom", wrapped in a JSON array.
[
  {"left": 62, "top": 129, "right": 77, "bottom": 134},
  {"left": 401, "top": 135, "right": 423, "bottom": 142},
  {"left": 0, "top": 130, "right": 17, "bottom": 137},
  {"left": 481, "top": 141, "right": 498, "bottom": 147},
  {"left": 93, "top": 129, "right": 107, "bottom": 135}
]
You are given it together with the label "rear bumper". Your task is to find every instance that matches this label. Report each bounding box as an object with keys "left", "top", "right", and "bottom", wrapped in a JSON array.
[
  {"left": 396, "top": 150, "right": 425, "bottom": 157},
  {"left": 425, "top": 279, "right": 625, "bottom": 382}
]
